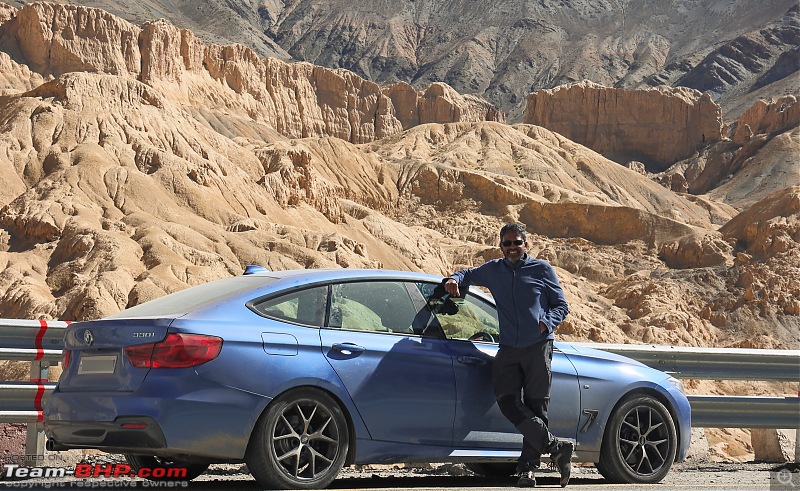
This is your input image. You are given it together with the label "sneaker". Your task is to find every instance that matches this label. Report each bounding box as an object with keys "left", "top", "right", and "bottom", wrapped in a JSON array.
[
  {"left": 515, "top": 461, "right": 536, "bottom": 487},
  {"left": 551, "top": 440, "right": 574, "bottom": 487},
  {"left": 516, "top": 470, "right": 536, "bottom": 487}
]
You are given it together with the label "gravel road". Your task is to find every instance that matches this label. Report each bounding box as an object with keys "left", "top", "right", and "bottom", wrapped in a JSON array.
[{"left": 2, "top": 458, "right": 798, "bottom": 491}]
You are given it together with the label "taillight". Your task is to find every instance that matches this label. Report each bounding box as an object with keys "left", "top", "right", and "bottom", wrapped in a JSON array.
[
  {"left": 125, "top": 333, "right": 222, "bottom": 368},
  {"left": 62, "top": 349, "right": 71, "bottom": 369}
]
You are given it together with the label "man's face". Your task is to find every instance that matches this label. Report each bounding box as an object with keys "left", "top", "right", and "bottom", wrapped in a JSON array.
[{"left": 500, "top": 232, "right": 527, "bottom": 264}]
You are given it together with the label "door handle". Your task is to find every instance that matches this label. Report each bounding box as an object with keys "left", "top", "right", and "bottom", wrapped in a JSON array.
[
  {"left": 330, "top": 343, "right": 365, "bottom": 356},
  {"left": 457, "top": 356, "right": 486, "bottom": 366}
]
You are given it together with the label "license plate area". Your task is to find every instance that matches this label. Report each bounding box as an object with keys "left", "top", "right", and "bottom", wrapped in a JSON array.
[{"left": 78, "top": 355, "right": 117, "bottom": 375}]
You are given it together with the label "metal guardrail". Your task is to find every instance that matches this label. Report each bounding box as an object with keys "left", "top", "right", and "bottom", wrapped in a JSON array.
[
  {"left": 687, "top": 395, "right": 799, "bottom": 429},
  {"left": 1, "top": 321, "right": 798, "bottom": 458},
  {"left": 572, "top": 342, "right": 800, "bottom": 431},
  {"left": 573, "top": 342, "right": 800, "bottom": 382},
  {"left": 0, "top": 319, "right": 70, "bottom": 457},
  {"left": 0, "top": 382, "right": 56, "bottom": 423}
]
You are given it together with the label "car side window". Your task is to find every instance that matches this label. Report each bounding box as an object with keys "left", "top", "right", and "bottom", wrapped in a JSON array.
[
  {"left": 421, "top": 285, "right": 500, "bottom": 342},
  {"left": 328, "top": 281, "right": 417, "bottom": 334},
  {"left": 250, "top": 285, "right": 328, "bottom": 327}
]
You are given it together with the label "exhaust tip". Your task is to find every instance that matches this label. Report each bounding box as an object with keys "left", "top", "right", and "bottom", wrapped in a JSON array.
[{"left": 45, "top": 439, "right": 68, "bottom": 451}]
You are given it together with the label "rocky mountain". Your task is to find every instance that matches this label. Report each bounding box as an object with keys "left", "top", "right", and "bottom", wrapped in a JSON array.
[
  {"left": 0, "top": 0, "right": 796, "bottom": 343},
  {"left": 9, "top": 0, "right": 797, "bottom": 123}
]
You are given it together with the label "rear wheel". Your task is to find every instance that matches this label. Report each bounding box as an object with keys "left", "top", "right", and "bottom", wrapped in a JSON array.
[
  {"left": 246, "top": 387, "right": 349, "bottom": 490},
  {"left": 123, "top": 454, "right": 209, "bottom": 481},
  {"left": 597, "top": 395, "right": 677, "bottom": 484}
]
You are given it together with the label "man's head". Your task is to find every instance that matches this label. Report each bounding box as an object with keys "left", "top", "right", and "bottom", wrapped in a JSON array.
[{"left": 499, "top": 223, "right": 527, "bottom": 264}]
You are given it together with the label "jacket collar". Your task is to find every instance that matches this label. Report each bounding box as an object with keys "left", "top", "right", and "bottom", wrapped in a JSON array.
[{"left": 503, "top": 253, "right": 532, "bottom": 268}]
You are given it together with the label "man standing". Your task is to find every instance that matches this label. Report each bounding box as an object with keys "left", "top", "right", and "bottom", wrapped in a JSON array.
[{"left": 444, "top": 223, "right": 573, "bottom": 487}]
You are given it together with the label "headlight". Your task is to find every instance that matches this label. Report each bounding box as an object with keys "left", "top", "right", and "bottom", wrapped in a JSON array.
[{"left": 667, "top": 376, "right": 685, "bottom": 395}]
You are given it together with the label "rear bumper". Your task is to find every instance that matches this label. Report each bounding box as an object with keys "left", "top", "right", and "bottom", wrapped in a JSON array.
[
  {"left": 45, "top": 416, "right": 166, "bottom": 453},
  {"left": 43, "top": 383, "right": 271, "bottom": 461}
]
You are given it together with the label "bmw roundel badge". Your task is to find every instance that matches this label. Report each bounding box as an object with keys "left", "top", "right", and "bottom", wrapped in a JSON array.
[{"left": 83, "top": 329, "right": 94, "bottom": 346}]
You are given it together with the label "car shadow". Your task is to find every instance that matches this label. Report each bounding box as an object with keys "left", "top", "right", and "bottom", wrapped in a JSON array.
[
  {"left": 175, "top": 472, "right": 602, "bottom": 489},
  {"left": 330, "top": 473, "right": 597, "bottom": 488}
]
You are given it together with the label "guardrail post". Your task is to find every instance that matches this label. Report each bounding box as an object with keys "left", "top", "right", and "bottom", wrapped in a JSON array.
[{"left": 25, "top": 359, "right": 48, "bottom": 458}]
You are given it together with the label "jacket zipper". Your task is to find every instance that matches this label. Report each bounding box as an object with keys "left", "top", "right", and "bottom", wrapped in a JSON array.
[{"left": 511, "top": 266, "right": 519, "bottom": 346}]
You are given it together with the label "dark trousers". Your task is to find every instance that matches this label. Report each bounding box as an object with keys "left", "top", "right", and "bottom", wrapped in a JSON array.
[{"left": 492, "top": 339, "right": 555, "bottom": 466}]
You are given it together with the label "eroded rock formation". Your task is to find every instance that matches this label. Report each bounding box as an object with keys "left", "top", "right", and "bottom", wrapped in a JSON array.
[
  {"left": 0, "top": 2, "right": 796, "bottom": 387},
  {"left": 731, "top": 95, "right": 800, "bottom": 144},
  {"left": 524, "top": 81, "right": 725, "bottom": 172},
  {"left": 0, "top": 2, "right": 502, "bottom": 146}
]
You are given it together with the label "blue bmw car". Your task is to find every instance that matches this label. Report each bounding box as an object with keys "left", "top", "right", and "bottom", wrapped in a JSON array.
[{"left": 45, "top": 267, "right": 690, "bottom": 488}]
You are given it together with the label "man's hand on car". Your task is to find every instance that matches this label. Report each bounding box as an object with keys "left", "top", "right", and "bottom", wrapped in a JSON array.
[{"left": 444, "top": 279, "right": 460, "bottom": 297}]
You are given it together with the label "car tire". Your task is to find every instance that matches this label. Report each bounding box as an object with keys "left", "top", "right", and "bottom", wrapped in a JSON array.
[
  {"left": 597, "top": 394, "right": 677, "bottom": 484},
  {"left": 465, "top": 462, "right": 517, "bottom": 477},
  {"left": 123, "top": 454, "right": 209, "bottom": 481},
  {"left": 594, "top": 457, "right": 614, "bottom": 481},
  {"left": 246, "top": 387, "right": 349, "bottom": 490}
]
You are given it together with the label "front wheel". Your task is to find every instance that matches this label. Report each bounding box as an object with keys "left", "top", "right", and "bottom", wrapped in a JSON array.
[
  {"left": 246, "top": 387, "right": 349, "bottom": 490},
  {"left": 597, "top": 394, "right": 677, "bottom": 484},
  {"left": 123, "top": 455, "right": 209, "bottom": 481}
]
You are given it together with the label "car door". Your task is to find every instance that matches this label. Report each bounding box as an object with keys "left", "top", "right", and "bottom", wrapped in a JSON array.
[
  {"left": 319, "top": 280, "right": 457, "bottom": 446},
  {"left": 422, "top": 285, "right": 582, "bottom": 448}
]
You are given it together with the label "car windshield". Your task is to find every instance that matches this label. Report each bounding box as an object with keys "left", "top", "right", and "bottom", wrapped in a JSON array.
[{"left": 105, "top": 275, "right": 279, "bottom": 319}]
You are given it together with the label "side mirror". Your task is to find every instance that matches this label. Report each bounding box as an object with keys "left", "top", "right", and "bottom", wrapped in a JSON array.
[
  {"left": 431, "top": 278, "right": 469, "bottom": 301},
  {"left": 429, "top": 279, "right": 469, "bottom": 315}
]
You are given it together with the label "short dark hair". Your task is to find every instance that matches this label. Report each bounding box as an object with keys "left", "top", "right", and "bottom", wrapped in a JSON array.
[{"left": 499, "top": 223, "right": 526, "bottom": 242}]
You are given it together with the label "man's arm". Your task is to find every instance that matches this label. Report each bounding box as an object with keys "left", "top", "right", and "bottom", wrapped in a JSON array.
[
  {"left": 445, "top": 262, "right": 493, "bottom": 297},
  {"left": 541, "top": 264, "right": 569, "bottom": 332}
]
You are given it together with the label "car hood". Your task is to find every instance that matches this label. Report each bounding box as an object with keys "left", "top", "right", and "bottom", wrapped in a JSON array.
[{"left": 558, "top": 342, "right": 651, "bottom": 369}]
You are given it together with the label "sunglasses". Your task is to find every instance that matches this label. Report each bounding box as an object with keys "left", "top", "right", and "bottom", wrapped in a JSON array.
[{"left": 501, "top": 239, "right": 524, "bottom": 247}]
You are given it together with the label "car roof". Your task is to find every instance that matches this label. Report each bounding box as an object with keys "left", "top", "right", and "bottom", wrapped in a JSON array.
[
  {"left": 251, "top": 267, "right": 493, "bottom": 304},
  {"left": 253, "top": 268, "right": 444, "bottom": 283},
  {"left": 104, "top": 268, "right": 454, "bottom": 320}
]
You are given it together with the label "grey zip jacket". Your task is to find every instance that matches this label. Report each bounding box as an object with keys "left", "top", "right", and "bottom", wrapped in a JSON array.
[{"left": 449, "top": 254, "right": 569, "bottom": 347}]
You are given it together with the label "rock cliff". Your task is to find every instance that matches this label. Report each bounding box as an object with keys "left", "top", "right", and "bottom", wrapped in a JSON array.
[{"left": 523, "top": 81, "right": 725, "bottom": 172}]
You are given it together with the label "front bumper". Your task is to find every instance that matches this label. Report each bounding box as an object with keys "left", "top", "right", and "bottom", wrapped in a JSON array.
[{"left": 667, "top": 384, "right": 693, "bottom": 462}]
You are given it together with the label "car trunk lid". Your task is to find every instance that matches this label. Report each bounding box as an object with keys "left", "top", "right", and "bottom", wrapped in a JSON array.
[{"left": 58, "top": 318, "right": 172, "bottom": 392}]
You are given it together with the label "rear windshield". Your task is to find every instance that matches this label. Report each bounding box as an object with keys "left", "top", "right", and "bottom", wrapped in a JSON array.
[{"left": 106, "top": 275, "right": 279, "bottom": 319}]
